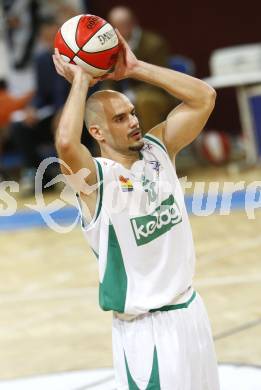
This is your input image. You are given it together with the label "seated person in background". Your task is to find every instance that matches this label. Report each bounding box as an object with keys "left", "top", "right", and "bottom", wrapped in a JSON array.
[
  {"left": 0, "top": 79, "right": 33, "bottom": 179},
  {"left": 10, "top": 15, "right": 70, "bottom": 195},
  {"left": 0, "top": 79, "right": 33, "bottom": 134},
  {"left": 4, "top": 0, "right": 39, "bottom": 70},
  {"left": 103, "top": 6, "right": 176, "bottom": 131}
]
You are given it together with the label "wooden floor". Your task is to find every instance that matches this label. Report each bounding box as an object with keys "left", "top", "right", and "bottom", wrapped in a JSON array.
[{"left": 0, "top": 167, "right": 261, "bottom": 380}]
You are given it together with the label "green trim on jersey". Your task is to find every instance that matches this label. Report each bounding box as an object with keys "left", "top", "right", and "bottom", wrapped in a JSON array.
[
  {"left": 124, "top": 346, "right": 161, "bottom": 389},
  {"left": 144, "top": 133, "right": 167, "bottom": 153},
  {"left": 99, "top": 223, "right": 127, "bottom": 313},
  {"left": 92, "top": 249, "right": 99, "bottom": 259},
  {"left": 150, "top": 291, "right": 196, "bottom": 313},
  {"left": 78, "top": 159, "right": 103, "bottom": 228},
  {"left": 93, "top": 159, "right": 103, "bottom": 223}
]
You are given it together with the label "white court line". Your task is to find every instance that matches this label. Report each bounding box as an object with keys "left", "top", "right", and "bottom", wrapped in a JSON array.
[
  {"left": 0, "top": 365, "right": 261, "bottom": 390},
  {"left": 0, "top": 369, "right": 115, "bottom": 390}
]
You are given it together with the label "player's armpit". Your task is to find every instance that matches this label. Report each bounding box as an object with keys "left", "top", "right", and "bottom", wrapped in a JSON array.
[
  {"left": 146, "top": 121, "right": 166, "bottom": 144},
  {"left": 147, "top": 121, "right": 175, "bottom": 157},
  {"left": 56, "top": 141, "right": 98, "bottom": 218},
  {"left": 55, "top": 140, "right": 99, "bottom": 221}
]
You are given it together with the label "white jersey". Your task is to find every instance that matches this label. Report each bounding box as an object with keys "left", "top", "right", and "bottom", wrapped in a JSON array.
[{"left": 78, "top": 134, "right": 196, "bottom": 316}]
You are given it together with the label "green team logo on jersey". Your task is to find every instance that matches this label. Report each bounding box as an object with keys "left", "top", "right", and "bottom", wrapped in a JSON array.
[{"left": 130, "top": 194, "right": 182, "bottom": 246}]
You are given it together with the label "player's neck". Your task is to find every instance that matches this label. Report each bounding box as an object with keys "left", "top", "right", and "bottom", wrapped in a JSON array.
[{"left": 101, "top": 149, "right": 141, "bottom": 169}]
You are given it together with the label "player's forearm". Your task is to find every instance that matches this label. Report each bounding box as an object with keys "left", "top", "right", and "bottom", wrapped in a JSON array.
[
  {"left": 56, "top": 72, "right": 89, "bottom": 151},
  {"left": 130, "top": 61, "right": 216, "bottom": 108}
]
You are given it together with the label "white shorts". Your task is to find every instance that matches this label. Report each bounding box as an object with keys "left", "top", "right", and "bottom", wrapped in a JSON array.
[{"left": 112, "top": 292, "right": 220, "bottom": 390}]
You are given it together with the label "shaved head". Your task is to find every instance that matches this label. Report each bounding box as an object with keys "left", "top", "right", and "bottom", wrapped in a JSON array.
[{"left": 85, "top": 90, "right": 125, "bottom": 129}]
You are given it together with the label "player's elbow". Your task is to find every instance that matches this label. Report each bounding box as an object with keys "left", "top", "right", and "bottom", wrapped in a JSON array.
[
  {"left": 55, "top": 132, "right": 74, "bottom": 156},
  {"left": 202, "top": 85, "right": 216, "bottom": 111},
  {"left": 207, "top": 85, "right": 217, "bottom": 104}
]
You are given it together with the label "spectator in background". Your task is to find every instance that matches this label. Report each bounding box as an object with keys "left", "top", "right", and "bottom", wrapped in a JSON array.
[
  {"left": 4, "top": 0, "right": 40, "bottom": 69},
  {"left": 0, "top": 79, "right": 33, "bottom": 179},
  {"left": 42, "top": 0, "right": 85, "bottom": 26},
  {"left": 104, "top": 6, "right": 176, "bottom": 131},
  {"left": 0, "top": 80, "right": 33, "bottom": 130},
  {"left": 3, "top": 0, "right": 86, "bottom": 70},
  {"left": 10, "top": 15, "right": 70, "bottom": 195}
]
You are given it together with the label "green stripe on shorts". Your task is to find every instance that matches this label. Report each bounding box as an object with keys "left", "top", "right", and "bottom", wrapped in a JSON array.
[
  {"left": 124, "top": 346, "right": 161, "bottom": 389},
  {"left": 149, "top": 291, "right": 196, "bottom": 313}
]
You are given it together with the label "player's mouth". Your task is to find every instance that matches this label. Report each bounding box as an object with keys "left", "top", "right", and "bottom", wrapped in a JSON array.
[{"left": 129, "top": 129, "right": 142, "bottom": 140}]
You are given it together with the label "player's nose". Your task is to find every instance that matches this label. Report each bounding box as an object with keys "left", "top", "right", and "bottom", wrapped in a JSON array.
[{"left": 129, "top": 114, "right": 139, "bottom": 128}]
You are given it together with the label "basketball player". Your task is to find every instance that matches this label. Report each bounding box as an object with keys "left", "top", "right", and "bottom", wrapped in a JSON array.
[{"left": 53, "top": 30, "right": 219, "bottom": 389}]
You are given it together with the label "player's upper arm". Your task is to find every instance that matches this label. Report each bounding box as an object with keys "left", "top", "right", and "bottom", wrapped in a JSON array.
[{"left": 148, "top": 90, "right": 216, "bottom": 159}]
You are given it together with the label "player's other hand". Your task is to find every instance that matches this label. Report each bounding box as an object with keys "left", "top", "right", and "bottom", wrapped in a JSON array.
[
  {"left": 52, "top": 48, "right": 98, "bottom": 87},
  {"left": 100, "top": 29, "right": 139, "bottom": 81}
]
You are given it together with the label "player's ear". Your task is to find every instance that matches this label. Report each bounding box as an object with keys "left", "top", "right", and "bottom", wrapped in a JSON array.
[{"left": 89, "top": 125, "right": 104, "bottom": 142}]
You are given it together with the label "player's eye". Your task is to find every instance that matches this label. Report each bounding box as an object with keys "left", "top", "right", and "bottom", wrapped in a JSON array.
[{"left": 115, "top": 115, "right": 125, "bottom": 122}]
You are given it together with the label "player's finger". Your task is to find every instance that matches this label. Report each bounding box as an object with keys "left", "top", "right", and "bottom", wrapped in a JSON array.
[
  {"left": 54, "top": 49, "right": 67, "bottom": 68},
  {"left": 57, "top": 57, "right": 69, "bottom": 74},
  {"left": 52, "top": 56, "right": 65, "bottom": 75},
  {"left": 52, "top": 54, "right": 60, "bottom": 66},
  {"left": 54, "top": 66, "right": 64, "bottom": 77},
  {"left": 53, "top": 55, "right": 65, "bottom": 72},
  {"left": 117, "top": 50, "right": 125, "bottom": 63},
  {"left": 55, "top": 53, "right": 66, "bottom": 67},
  {"left": 52, "top": 56, "right": 61, "bottom": 72},
  {"left": 53, "top": 63, "right": 66, "bottom": 79},
  {"left": 115, "top": 29, "right": 128, "bottom": 48},
  {"left": 54, "top": 49, "right": 61, "bottom": 62}
]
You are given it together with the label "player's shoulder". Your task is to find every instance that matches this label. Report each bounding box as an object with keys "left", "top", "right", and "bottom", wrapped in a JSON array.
[
  {"left": 143, "top": 121, "right": 168, "bottom": 154},
  {"left": 94, "top": 157, "right": 116, "bottom": 167},
  {"left": 143, "top": 133, "right": 168, "bottom": 154},
  {"left": 94, "top": 157, "right": 119, "bottom": 179}
]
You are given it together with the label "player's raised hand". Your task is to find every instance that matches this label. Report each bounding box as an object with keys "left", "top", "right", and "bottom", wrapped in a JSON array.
[
  {"left": 100, "top": 29, "right": 139, "bottom": 81},
  {"left": 52, "top": 48, "right": 98, "bottom": 86}
]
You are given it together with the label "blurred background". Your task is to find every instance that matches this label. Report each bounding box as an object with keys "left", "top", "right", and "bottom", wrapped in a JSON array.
[{"left": 0, "top": 0, "right": 260, "bottom": 389}]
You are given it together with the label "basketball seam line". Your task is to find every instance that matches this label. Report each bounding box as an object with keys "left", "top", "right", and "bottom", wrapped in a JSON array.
[
  {"left": 74, "top": 15, "right": 83, "bottom": 53},
  {"left": 72, "top": 56, "right": 111, "bottom": 70},
  {"left": 72, "top": 21, "right": 115, "bottom": 69},
  {"left": 73, "top": 23, "right": 118, "bottom": 70},
  {"left": 58, "top": 30, "right": 76, "bottom": 59},
  {"left": 75, "top": 21, "right": 108, "bottom": 54}
]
